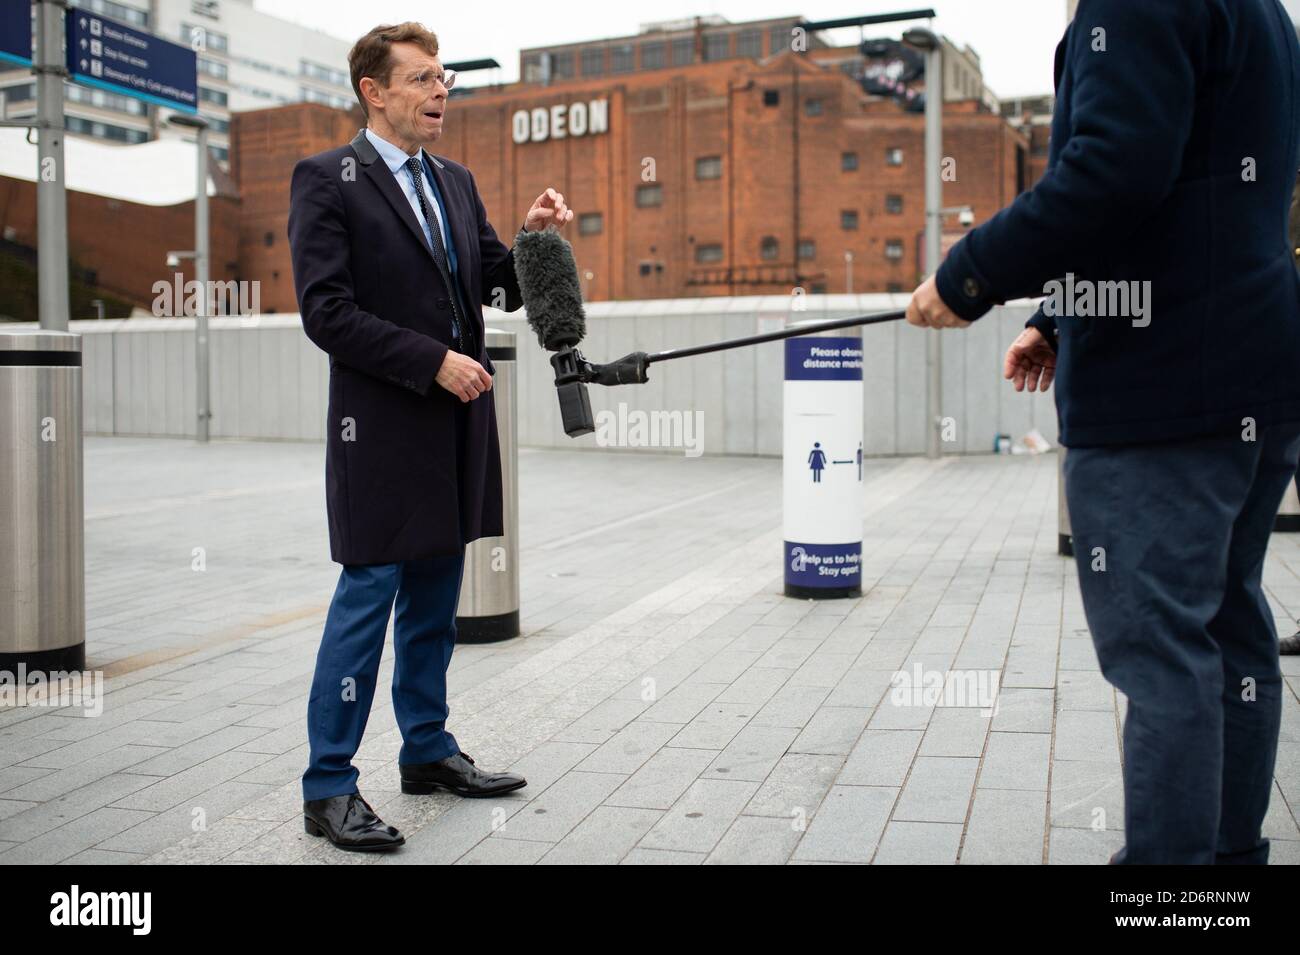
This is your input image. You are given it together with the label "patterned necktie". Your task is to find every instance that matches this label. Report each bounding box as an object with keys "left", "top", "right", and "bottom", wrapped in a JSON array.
[{"left": 405, "top": 156, "right": 465, "bottom": 352}]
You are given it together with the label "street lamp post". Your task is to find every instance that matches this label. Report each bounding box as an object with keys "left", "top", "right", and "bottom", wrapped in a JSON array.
[
  {"left": 904, "top": 27, "right": 944, "bottom": 460},
  {"left": 35, "top": 0, "right": 69, "bottom": 331},
  {"left": 844, "top": 250, "right": 854, "bottom": 294},
  {"left": 168, "top": 114, "right": 211, "bottom": 443}
]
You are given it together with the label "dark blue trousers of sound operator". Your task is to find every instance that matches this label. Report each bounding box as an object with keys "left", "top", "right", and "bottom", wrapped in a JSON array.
[{"left": 1064, "top": 422, "right": 1300, "bottom": 864}]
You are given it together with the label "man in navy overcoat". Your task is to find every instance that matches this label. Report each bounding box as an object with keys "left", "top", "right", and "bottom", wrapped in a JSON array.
[{"left": 288, "top": 21, "right": 574, "bottom": 851}]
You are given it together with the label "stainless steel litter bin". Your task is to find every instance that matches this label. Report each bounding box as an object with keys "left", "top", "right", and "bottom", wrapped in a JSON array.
[
  {"left": 0, "top": 330, "right": 85, "bottom": 672},
  {"left": 456, "top": 328, "right": 519, "bottom": 643}
]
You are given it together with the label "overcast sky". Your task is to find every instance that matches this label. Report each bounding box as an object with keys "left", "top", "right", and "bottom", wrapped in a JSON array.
[{"left": 254, "top": 0, "right": 1300, "bottom": 100}]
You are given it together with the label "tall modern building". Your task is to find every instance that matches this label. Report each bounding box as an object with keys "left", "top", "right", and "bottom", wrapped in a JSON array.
[{"left": 0, "top": 0, "right": 352, "bottom": 164}]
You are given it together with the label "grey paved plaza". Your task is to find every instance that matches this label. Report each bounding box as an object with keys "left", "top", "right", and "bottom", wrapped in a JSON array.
[{"left": 1, "top": 436, "right": 1298, "bottom": 864}]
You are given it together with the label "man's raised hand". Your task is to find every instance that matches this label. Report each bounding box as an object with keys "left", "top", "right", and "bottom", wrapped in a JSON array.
[{"left": 525, "top": 187, "right": 574, "bottom": 232}]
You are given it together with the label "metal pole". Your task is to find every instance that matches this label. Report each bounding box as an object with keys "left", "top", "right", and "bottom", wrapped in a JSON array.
[
  {"left": 844, "top": 250, "right": 853, "bottom": 293},
  {"left": 36, "top": 0, "right": 69, "bottom": 332},
  {"left": 194, "top": 124, "right": 210, "bottom": 442},
  {"left": 924, "top": 42, "right": 943, "bottom": 459}
]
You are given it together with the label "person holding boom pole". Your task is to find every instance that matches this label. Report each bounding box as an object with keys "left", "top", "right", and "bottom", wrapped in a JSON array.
[{"left": 906, "top": 0, "right": 1300, "bottom": 864}]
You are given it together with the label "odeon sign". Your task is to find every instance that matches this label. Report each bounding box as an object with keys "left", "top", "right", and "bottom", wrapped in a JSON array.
[{"left": 511, "top": 98, "right": 609, "bottom": 144}]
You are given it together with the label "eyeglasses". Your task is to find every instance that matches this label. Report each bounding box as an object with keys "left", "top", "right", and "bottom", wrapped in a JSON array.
[{"left": 409, "top": 69, "right": 456, "bottom": 92}]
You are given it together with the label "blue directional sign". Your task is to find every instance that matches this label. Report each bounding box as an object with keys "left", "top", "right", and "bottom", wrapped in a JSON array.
[
  {"left": 0, "top": 0, "right": 32, "bottom": 69},
  {"left": 66, "top": 9, "right": 197, "bottom": 113}
]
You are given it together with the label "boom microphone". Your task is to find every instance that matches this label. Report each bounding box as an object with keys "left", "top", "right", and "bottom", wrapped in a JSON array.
[
  {"left": 513, "top": 229, "right": 587, "bottom": 350},
  {"left": 513, "top": 229, "right": 597, "bottom": 436}
]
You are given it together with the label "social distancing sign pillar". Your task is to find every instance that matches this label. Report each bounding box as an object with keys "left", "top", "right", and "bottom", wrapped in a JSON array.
[{"left": 783, "top": 329, "right": 864, "bottom": 599}]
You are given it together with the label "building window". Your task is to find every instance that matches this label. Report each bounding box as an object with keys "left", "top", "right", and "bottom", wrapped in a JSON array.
[
  {"left": 703, "top": 34, "right": 729, "bottom": 62},
  {"left": 640, "top": 42, "right": 666, "bottom": 70},
  {"left": 841, "top": 210, "right": 858, "bottom": 230},
  {"left": 552, "top": 51, "right": 574, "bottom": 78},
  {"left": 301, "top": 60, "right": 347, "bottom": 87},
  {"left": 763, "top": 89, "right": 780, "bottom": 107},
  {"left": 199, "top": 86, "right": 228, "bottom": 107},
  {"left": 886, "top": 147, "right": 904, "bottom": 166},
  {"left": 197, "top": 58, "right": 228, "bottom": 81},
  {"left": 65, "top": 116, "right": 148, "bottom": 143},
  {"left": 611, "top": 44, "right": 634, "bottom": 74},
  {"left": 887, "top": 282, "right": 904, "bottom": 293},
  {"left": 202, "top": 114, "right": 230, "bottom": 134},
  {"left": 581, "top": 47, "right": 605, "bottom": 76},
  {"left": 769, "top": 25, "right": 789, "bottom": 55},
  {"left": 578, "top": 212, "right": 603, "bottom": 235},
  {"left": 2, "top": 83, "right": 35, "bottom": 103},
  {"left": 760, "top": 236, "right": 779, "bottom": 261},
  {"left": 797, "top": 239, "right": 816, "bottom": 260},
  {"left": 810, "top": 282, "right": 828, "bottom": 294},
  {"left": 842, "top": 151, "right": 858, "bottom": 171},
  {"left": 66, "top": 82, "right": 147, "bottom": 116},
  {"left": 636, "top": 184, "right": 663, "bottom": 207},
  {"left": 737, "top": 30, "right": 761, "bottom": 59},
  {"left": 885, "top": 239, "right": 904, "bottom": 260},
  {"left": 78, "top": 0, "right": 148, "bottom": 27},
  {"left": 805, "top": 98, "right": 823, "bottom": 117},
  {"left": 695, "top": 156, "right": 722, "bottom": 180},
  {"left": 672, "top": 37, "right": 693, "bottom": 66},
  {"left": 885, "top": 194, "right": 904, "bottom": 214},
  {"left": 695, "top": 244, "right": 724, "bottom": 264},
  {"left": 301, "top": 87, "right": 351, "bottom": 109}
]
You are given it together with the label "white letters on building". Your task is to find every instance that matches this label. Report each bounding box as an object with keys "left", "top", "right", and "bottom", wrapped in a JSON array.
[{"left": 512, "top": 99, "right": 610, "bottom": 144}]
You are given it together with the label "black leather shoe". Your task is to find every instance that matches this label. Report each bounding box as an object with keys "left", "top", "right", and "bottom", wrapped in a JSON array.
[
  {"left": 400, "top": 752, "right": 527, "bottom": 798},
  {"left": 303, "top": 793, "right": 405, "bottom": 851},
  {"left": 1281, "top": 631, "right": 1300, "bottom": 655}
]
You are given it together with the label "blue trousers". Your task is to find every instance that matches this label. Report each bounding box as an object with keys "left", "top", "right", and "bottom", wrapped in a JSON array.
[
  {"left": 1065, "top": 422, "right": 1300, "bottom": 864},
  {"left": 302, "top": 554, "right": 465, "bottom": 802}
]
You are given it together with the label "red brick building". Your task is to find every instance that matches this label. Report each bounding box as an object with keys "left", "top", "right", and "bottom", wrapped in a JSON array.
[
  {"left": 229, "top": 104, "right": 361, "bottom": 316},
  {"left": 0, "top": 131, "right": 241, "bottom": 315},
  {"left": 415, "top": 21, "right": 1032, "bottom": 302},
  {"left": 2, "top": 15, "right": 1043, "bottom": 316},
  {"left": 230, "top": 56, "right": 1030, "bottom": 310}
]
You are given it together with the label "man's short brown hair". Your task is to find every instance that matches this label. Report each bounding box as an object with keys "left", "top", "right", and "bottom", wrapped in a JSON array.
[{"left": 348, "top": 22, "right": 439, "bottom": 116}]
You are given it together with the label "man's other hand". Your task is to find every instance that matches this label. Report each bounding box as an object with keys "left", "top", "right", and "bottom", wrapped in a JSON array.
[
  {"left": 905, "top": 275, "right": 971, "bottom": 329},
  {"left": 525, "top": 187, "right": 574, "bottom": 232},
  {"left": 1004, "top": 327, "right": 1056, "bottom": 392},
  {"left": 435, "top": 351, "right": 493, "bottom": 402}
]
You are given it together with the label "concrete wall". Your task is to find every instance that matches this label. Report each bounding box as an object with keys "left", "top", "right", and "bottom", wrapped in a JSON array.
[{"left": 67, "top": 293, "right": 1058, "bottom": 456}]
